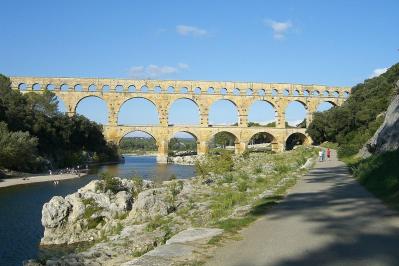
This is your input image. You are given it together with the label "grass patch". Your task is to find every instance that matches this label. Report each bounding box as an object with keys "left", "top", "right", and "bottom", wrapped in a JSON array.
[
  {"left": 350, "top": 150, "right": 399, "bottom": 210},
  {"left": 210, "top": 189, "right": 247, "bottom": 220},
  {"left": 215, "top": 216, "right": 256, "bottom": 233}
]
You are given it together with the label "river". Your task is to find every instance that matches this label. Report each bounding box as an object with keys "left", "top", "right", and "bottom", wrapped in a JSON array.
[{"left": 0, "top": 155, "right": 195, "bottom": 266}]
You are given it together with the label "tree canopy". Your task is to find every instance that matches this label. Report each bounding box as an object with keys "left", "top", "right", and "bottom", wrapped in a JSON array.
[
  {"left": 307, "top": 63, "right": 399, "bottom": 157},
  {"left": 0, "top": 74, "right": 119, "bottom": 172}
]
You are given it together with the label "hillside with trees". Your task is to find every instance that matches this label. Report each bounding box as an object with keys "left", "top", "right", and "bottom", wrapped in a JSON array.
[
  {"left": 307, "top": 62, "right": 399, "bottom": 157},
  {"left": 0, "top": 74, "right": 119, "bottom": 173}
]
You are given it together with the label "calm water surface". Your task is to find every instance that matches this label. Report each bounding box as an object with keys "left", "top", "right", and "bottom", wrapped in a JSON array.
[{"left": 0, "top": 156, "right": 195, "bottom": 266}]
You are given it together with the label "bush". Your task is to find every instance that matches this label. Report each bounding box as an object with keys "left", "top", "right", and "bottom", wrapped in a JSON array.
[
  {"left": 131, "top": 176, "right": 143, "bottom": 198},
  {"left": 98, "top": 172, "right": 122, "bottom": 193},
  {"left": 0, "top": 122, "right": 42, "bottom": 171},
  {"left": 195, "top": 151, "right": 234, "bottom": 177}
]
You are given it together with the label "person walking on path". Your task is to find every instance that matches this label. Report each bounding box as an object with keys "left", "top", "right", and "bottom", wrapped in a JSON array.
[
  {"left": 327, "top": 148, "right": 331, "bottom": 160},
  {"left": 318, "top": 150, "right": 323, "bottom": 162}
]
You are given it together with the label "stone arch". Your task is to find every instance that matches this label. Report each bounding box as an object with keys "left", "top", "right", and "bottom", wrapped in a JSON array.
[
  {"left": 118, "top": 130, "right": 158, "bottom": 153},
  {"left": 75, "top": 95, "right": 108, "bottom": 124},
  {"left": 317, "top": 101, "right": 337, "bottom": 112},
  {"left": 208, "top": 131, "right": 239, "bottom": 152},
  {"left": 60, "top": 84, "right": 69, "bottom": 91},
  {"left": 18, "top": 83, "right": 27, "bottom": 91},
  {"left": 46, "top": 84, "right": 55, "bottom": 91},
  {"left": 118, "top": 97, "right": 160, "bottom": 125},
  {"left": 168, "top": 131, "right": 198, "bottom": 156},
  {"left": 168, "top": 98, "right": 200, "bottom": 125},
  {"left": 74, "top": 84, "right": 83, "bottom": 91},
  {"left": 209, "top": 99, "right": 239, "bottom": 126},
  {"left": 88, "top": 84, "right": 97, "bottom": 92},
  {"left": 248, "top": 100, "right": 277, "bottom": 127},
  {"left": 285, "top": 132, "right": 309, "bottom": 150},
  {"left": 233, "top": 88, "right": 240, "bottom": 95},
  {"left": 33, "top": 83, "right": 41, "bottom": 90},
  {"left": 285, "top": 100, "right": 308, "bottom": 128},
  {"left": 55, "top": 96, "right": 67, "bottom": 113},
  {"left": 247, "top": 132, "right": 277, "bottom": 152}
]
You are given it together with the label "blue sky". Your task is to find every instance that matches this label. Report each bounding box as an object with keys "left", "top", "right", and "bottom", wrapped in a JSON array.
[{"left": 1, "top": 0, "right": 398, "bottom": 137}]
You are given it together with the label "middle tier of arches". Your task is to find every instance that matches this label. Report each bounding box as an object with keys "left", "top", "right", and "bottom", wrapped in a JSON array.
[{"left": 57, "top": 92, "right": 341, "bottom": 128}]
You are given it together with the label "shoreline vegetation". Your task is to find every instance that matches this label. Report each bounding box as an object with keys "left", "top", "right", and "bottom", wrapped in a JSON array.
[
  {"left": 25, "top": 147, "right": 317, "bottom": 265},
  {"left": 0, "top": 74, "right": 120, "bottom": 175}
]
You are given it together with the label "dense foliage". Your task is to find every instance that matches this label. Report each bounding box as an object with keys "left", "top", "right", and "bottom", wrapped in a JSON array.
[
  {"left": 119, "top": 137, "right": 158, "bottom": 153},
  {"left": 0, "top": 74, "right": 119, "bottom": 172},
  {"left": 307, "top": 63, "right": 399, "bottom": 157}
]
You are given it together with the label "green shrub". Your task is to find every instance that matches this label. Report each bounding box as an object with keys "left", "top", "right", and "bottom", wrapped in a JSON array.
[
  {"left": 195, "top": 151, "right": 234, "bottom": 178},
  {"left": 131, "top": 176, "right": 143, "bottom": 198},
  {"left": 237, "top": 181, "right": 248, "bottom": 192},
  {"left": 98, "top": 172, "right": 122, "bottom": 193}
]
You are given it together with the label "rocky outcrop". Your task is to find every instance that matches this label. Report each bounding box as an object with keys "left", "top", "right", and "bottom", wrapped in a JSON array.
[
  {"left": 167, "top": 155, "right": 199, "bottom": 165},
  {"left": 129, "top": 187, "right": 174, "bottom": 222},
  {"left": 362, "top": 81, "right": 399, "bottom": 157},
  {"left": 41, "top": 178, "right": 139, "bottom": 245}
]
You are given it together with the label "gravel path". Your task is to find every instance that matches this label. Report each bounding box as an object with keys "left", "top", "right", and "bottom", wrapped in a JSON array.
[{"left": 206, "top": 150, "right": 399, "bottom": 266}]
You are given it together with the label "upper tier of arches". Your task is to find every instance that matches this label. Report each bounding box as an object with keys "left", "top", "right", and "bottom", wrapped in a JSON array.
[{"left": 10, "top": 76, "right": 351, "bottom": 98}]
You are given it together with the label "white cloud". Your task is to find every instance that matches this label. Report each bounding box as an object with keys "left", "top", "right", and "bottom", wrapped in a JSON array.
[
  {"left": 176, "top": 25, "right": 208, "bottom": 37},
  {"left": 370, "top": 67, "right": 388, "bottom": 78},
  {"left": 177, "top": 62, "right": 189, "bottom": 69},
  {"left": 128, "top": 63, "right": 189, "bottom": 79},
  {"left": 264, "top": 19, "right": 292, "bottom": 40}
]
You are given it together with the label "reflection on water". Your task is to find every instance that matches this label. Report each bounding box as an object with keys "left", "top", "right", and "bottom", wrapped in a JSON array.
[{"left": 0, "top": 156, "right": 195, "bottom": 266}]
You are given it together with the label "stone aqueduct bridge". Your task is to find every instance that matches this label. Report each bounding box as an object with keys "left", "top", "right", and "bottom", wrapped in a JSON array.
[{"left": 10, "top": 76, "right": 350, "bottom": 162}]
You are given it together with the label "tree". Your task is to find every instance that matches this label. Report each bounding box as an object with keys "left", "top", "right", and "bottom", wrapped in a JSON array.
[
  {"left": 214, "top": 132, "right": 235, "bottom": 148},
  {"left": 0, "top": 122, "right": 40, "bottom": 171}
]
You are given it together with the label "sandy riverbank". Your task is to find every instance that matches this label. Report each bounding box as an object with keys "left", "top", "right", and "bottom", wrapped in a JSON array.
[{"left": 0, "top": 173, "right": 85, "bottom": 188}]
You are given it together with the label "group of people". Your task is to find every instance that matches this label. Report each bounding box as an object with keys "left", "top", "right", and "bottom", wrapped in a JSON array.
[
  {"left": 318, "top": 148, "right": 331, "bottom": 162},
  {"left": 50, "top": 165, "right": 89, "bottom": 185}
]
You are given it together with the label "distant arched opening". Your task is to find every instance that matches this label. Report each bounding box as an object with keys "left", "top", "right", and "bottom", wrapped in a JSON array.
[
  {"left": 76, "top": 96, "right": 108, "bottom": 124},
  {"left": 119, "top": 131, "right": 157, "bottom": 154},
  {"left": 55, "top": 96, "right": 67, "bottom": 113},
  {"left": 118, "top": 98, "right": 159, "bottom": 125},
  {"left": 209, "top": 99, "right": 239, "bottom": 126},
  {"left": 168, "top": 131, "right": 197, "bottom": 156},
  {"left": 317, "top": 101, "right": 336, "bottom": 112},
  {"left": 168, "top": 98, "right": 200, "bottom": 125},
  {"left": 285, "top": 101, "right": 307, "bottom": 128},
  {"left": 208, "top": 131, "right": 238, "bottom": 153},
  {"left": 248, "top": 100, "right": 276, "bottom": 127},
  {"left": 33, "top": 83, "right": 41, "bottom": 91},
  {"left": 286, "top": 133, "right": 308, "bottom": 151},
  {"left": 248, "top": 132, "right": 275, "bottom": 152}
]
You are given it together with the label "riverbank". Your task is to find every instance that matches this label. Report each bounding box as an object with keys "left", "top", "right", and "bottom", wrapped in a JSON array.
[
  {"left": 24, "top": 147, "right": 318, "bottom": 265},
  {"left": 0, "top": 173, "right": 85, "bottom": 188}
]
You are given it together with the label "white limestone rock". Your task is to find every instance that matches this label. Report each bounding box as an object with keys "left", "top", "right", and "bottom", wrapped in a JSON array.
[{"left": 129, "top": 187, "right": 172, "bottom": 222}]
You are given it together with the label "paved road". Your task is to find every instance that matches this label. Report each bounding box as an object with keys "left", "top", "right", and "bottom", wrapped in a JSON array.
[{"left": 206, "top": 150, "right": 399, "bottom": 266}]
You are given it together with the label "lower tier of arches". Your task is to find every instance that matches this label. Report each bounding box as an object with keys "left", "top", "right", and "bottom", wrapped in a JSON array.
[{"left": 104, "top": 125, "right": 312, "bottom": 163}]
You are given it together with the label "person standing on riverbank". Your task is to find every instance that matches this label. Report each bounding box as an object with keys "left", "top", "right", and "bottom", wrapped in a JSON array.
[
  {"left": 318, "top": 150, "right": 323, "bottom": 162},
  {"left": 327, "top": 148, "right": 331, "bottom": 160}
]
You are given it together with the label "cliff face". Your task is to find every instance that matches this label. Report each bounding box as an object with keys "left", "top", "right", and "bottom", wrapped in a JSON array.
[{"left": 364, "top": 81, "right": 399, "bottom": 156}]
